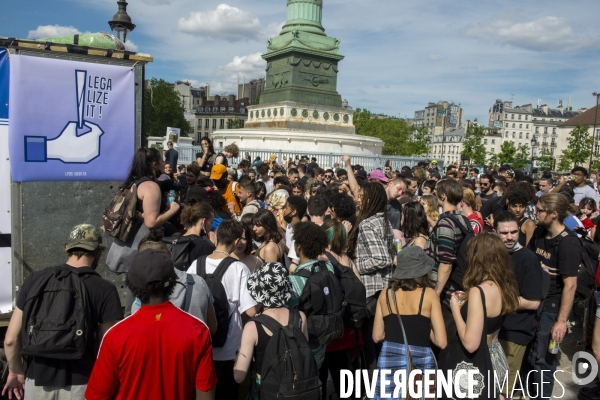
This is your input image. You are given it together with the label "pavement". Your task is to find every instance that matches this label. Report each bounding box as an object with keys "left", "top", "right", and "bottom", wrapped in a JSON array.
[{"left": 514, "top": 321, "right": 595, "bottom": 400}]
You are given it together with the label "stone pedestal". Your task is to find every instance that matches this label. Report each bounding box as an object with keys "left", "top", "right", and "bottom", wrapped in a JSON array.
[{"left": 212, "top": 101, "right": 382, "bottom": 155}]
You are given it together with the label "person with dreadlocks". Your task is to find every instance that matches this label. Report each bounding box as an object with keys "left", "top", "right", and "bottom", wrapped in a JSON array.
[{"left": 346, "top": 182, "right": 394, "bottom": 375}]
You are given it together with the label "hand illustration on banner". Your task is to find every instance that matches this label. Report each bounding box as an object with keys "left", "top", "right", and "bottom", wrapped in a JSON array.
[{"left": 24, "top": 70, "right": 104, "bottom": 163}]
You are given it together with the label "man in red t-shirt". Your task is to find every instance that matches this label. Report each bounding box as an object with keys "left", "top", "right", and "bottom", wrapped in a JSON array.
[{"left": 85, "top": 249, "right": 217, "bottom": 400}]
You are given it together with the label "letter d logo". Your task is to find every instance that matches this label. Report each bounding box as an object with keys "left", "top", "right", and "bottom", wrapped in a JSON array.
[{"left": 572, "top": 351, "right": 598, "bottom": 385}]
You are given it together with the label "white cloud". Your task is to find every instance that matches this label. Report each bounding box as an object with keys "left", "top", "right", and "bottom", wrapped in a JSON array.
[
  {"left": 27, "top": 25, "right": 82, "bottom": 39},
  {"left": 466, "top": 16, "right": 599, "bottom": 52},
  {"left": 178, "top": 4, "right": 262, "bottom": 42},
  {"left": 428, "top": 54, "right": 444, "bottom": 61},
  {"left": 124, "top": 40, "right": 138, "bottom": 52},
  {"left": 210, "top": 53, "right": 266, "bottom": 93}
]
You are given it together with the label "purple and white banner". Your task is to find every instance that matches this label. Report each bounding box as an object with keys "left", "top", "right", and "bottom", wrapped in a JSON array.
[
  {"left": 0, "top": 48, "right": 12, "bottom": 312},
  {"left": 9, "top": 54, "right": 135, "bottom": 181}
]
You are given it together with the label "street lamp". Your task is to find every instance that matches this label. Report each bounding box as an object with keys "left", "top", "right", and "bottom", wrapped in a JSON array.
[
  {"left": 591, "top": 92, "right": 600, "bottom": 169},
  {"left": 530, "top": 137, "right": 537, "bottom": 173},
  {"left": 108, "top": 1, "right": 136, "bottom": 43}
]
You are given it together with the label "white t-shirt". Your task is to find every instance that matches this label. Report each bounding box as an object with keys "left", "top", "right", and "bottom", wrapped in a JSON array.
[
  {"left": 286, "top": 224, "right": 298, "bottom": 260},
  {"left": 187, "top": 257, "right": 257, "bottom": 361},
  {"left": 573, "top": 185, "right": 597, "bottom": 205}
]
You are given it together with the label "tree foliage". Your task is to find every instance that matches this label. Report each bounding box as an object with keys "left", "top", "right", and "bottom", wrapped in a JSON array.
[
  {"left": 512, "top": 144, "right": 530, "bottom": 169},
  {"left": 461, "top": 124, "right": 487, "bottom": 166},
  {"left": 497, "top": 141, "right": 517, "bottom": 165},
  {"left": 227, "top": 118, "right": 245, "bottom": 129},
  {"left": 558, "top": 124, "right": 593, "bottom": 169},
  {"left": 353, "top": 108, "right": 428, "bottom": 156},
  {"left": 536, "top": 148, "right": 554, "bottom": 172},
  {"left": 143, "top": 78, "right": 193, "bottom": 146}
]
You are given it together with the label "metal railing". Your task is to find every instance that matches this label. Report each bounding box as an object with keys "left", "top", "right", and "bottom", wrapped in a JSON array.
[{"left": 178, "top": 147, "right": 441, "bottom": 171}]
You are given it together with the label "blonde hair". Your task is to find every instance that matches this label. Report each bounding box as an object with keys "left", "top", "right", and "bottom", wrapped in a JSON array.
[
  {"left": 421, "top": 195, "right": 439, "bottom": 222},
  {"left": 462, "top": 188, "right": 477, "bottom": 208}
]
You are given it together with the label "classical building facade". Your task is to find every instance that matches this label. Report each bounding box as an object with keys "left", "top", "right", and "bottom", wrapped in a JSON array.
[
  {"left": 414, "top": 101, "right": 463, "bottom": 136},
  {"left": 192, "top": 95, "right": 249, "bottom": 142},
  {"left": 488, "top": 99, "right": 584, "bottom": 165}
]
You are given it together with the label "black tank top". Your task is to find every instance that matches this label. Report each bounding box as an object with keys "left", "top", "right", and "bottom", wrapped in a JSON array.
[
  {"left": 383, "top": 288, "right": 431, "bottom": 347},
  {"left": 518, "top": 217, "right": 528, "bottom": 247},
  {"left": 460, "top": 287, "right": 505, "bottom": 333},
  {"left": 255, "top": 322, "right": 272, "bottom": 372}
]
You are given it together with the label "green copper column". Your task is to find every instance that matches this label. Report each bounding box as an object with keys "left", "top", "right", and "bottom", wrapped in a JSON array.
[{"left": 282, "top": 0, "right": 325, "bottom": 36}]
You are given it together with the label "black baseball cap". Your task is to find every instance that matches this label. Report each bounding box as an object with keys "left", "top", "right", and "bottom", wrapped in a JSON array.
[{"left": 127, "top": 249, "right": 177, "bottom": 289}]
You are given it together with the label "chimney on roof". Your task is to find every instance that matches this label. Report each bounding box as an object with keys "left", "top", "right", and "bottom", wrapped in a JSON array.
[
  {"left": 228, "top": 94, "right": 235, "bottom": 105},
  {"left": 214, "top": 95, "right": 221, "bottom": 104},
  {"left": 557, "top": 99, "right": 563, "bottom": 114},
  {"left": 541, "top": 104, "right": 548, "bottom": 115}
]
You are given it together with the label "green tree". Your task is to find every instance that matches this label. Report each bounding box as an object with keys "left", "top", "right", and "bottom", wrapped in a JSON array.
[
  {"left": 461, "top": 124, "right": 487, "bottom": 166},
  {"left": 557, "top": 154, "right": 572, "bottom": 172},
  {"left": 560, "top": 124, "right": 593, "bottom": 167},
  {"left": 143, "top": 78, "right": 192, "bottom": 145},
  {"left": 227, "top": 118, "right": 245, "bottom": 129},
  {"left": 512, "top": 144, "right": 530, "bottom": 169},
  {"left": 497, "top": 141, "right": 517, "bottom": 165},
  {"left": 408, "top": 126, "right": 429, "bottom": 156},
  {"left": 353, "top": 108, "right": 419, "bottom": 155},
  {"left": 536, "top": 148, "right": 554, "bottom": 171},
  {"left": 488, "top": 152, "right": 499, "bottom": 167}
]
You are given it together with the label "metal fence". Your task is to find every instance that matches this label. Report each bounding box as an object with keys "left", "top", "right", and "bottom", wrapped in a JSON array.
[{"left": 178, "top": 147, "right": 442, "bottom": 171}]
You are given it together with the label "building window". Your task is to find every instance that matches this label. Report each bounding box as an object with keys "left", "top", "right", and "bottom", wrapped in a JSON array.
[
  {"left": 220, "top": 107, "right": 226, "bottom": 112},
  {"left": 240, "top": 108, "right": 245, "bottom": 114},
  {"left": 506, "top": 132, "right": 510, "bottom": 138},
  {"left": 525, "top": 115, "right": 528, "bottom": 120},
  {"left": 552, "top": 128, "right": 556, "bottom": 134},
  {"left": 519, "top": 132, "right": 523, "bottom": 139},
  {"left": 484, "top": 139, "right": 488, "bottom": 145},
  {"left": 505, "top": 114, "right": 508, "bottom": 119},
  {"left": 544, "top": 127, "right": 548, "bottom": 134},
  {"left": 511, "top": 114, "right": 514, "bottom": 119},
  {"left": 197, "top": 119, "right": 202, "bottom": 128},
  {"left": 492, "top": 139, "right": 495, "bottom": 144},
  {"left": 229, "top": 107, "right": 235, "bottom": 112},
  {"left": 535, "top": 127, "right": 539, "bottom": 133},
  {"left": 526, "top": 132, "right": 529, "bottom": 139},
  {"left": 526, "top": 124, "right": 529, "bottom": 129},
  {"left": 519, "top": 124, "right": 522, "bottom": 128},
  {"left": 491, "top": 148, "right": 495, "bottom": 153},
  {"left": 213, "top": 107, "right": 219, "bottom": 112},
  {"left": 512, "top": 123, "right": 515, "bottom": 128},
  {"left": 505, "top": 123, "right": 509, "bottom": 128},
  {"left": 518, "top": 115, "right": 522, "bottom": 120},
  {"left": 212, "top": 119, "right": 216, "bottom": 129},
  {"left": 551, "top": 147, "right": 554, "bottom": 155},
  {"left": 512, "top": 132, "right": 516, "bottom": 138},
  {"left": 220, "top": 119, "right": 224, "bottom": 129}
]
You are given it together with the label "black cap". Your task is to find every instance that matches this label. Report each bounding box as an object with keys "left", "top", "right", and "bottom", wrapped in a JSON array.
[
  {"left": 127, "top": 249, "right": 177, "bottom": 289},
  {"left": 355, "top": 170, "right": 368, "bottom": 179}
]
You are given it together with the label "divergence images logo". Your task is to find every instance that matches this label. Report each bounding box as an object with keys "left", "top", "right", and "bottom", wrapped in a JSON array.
[
  {"left": 24, "top": 70, "right": 105, "bottom": 164},
  {"left": 573, "top": 351, "right": 598, "bottom": 385}
]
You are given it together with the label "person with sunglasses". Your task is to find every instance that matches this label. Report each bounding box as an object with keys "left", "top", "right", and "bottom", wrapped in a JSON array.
[{"left": 323, "top": 169, "right": 335, "bottom": 186}]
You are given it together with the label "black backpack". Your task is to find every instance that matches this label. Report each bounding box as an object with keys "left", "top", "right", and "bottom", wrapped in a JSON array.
[
  {"left": 438, "top": 213, "right": 475, "bottom": 291},
  {"left": 196, "top": 256, "right": 237, "bottom": 347},
  {"left": 295, "top": 261, "right": 344, "bottom": 346},
  {"left": 20, "top": 266, "right": 97, "bottom": 360},
  {"left": 253, "top": 309, "right": 321, "bottom": 400},
  {"left": 537, "top": 228, "right": 600, "bottom": 301},
  {"left": 325, "top": 252, "right": 367, "bottom": 328},
  {"left": 163, "top": 235, "right": 206, "bottom": 271}
]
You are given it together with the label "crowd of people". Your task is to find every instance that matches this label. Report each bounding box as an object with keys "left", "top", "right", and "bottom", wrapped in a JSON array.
[{"left": 4, "top": 135, "right": 600, "bottom": 400}]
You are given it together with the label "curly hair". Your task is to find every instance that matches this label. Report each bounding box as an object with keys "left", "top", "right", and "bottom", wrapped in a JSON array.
[
  {"left": 206, "top": 190, "right": 226, "bottom": 212},
  {"left": 180, "top": 202, "right": 214, "bottom": 227},
  {"left": 329, "top": 193, "right": 356, "bottom": 220},
  {"left": 506, "top": 190, "right": 530, "bottom": 207},
  {"left": 463, "top": 233, "right": 520, "bottom": 315},
  {"left": 504, "top": 181, "right": 536, "bottom": 202},
  {"left": 224, "top": 143, "right": 239, "bottom": 158},
  {"left": 293, "top": 221, "right": 327, "bottom": 259}
]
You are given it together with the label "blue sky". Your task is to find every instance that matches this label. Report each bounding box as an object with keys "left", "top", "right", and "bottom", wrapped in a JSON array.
[{"left": 3, "top": 0, "right": 600, "bottom": 124}]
